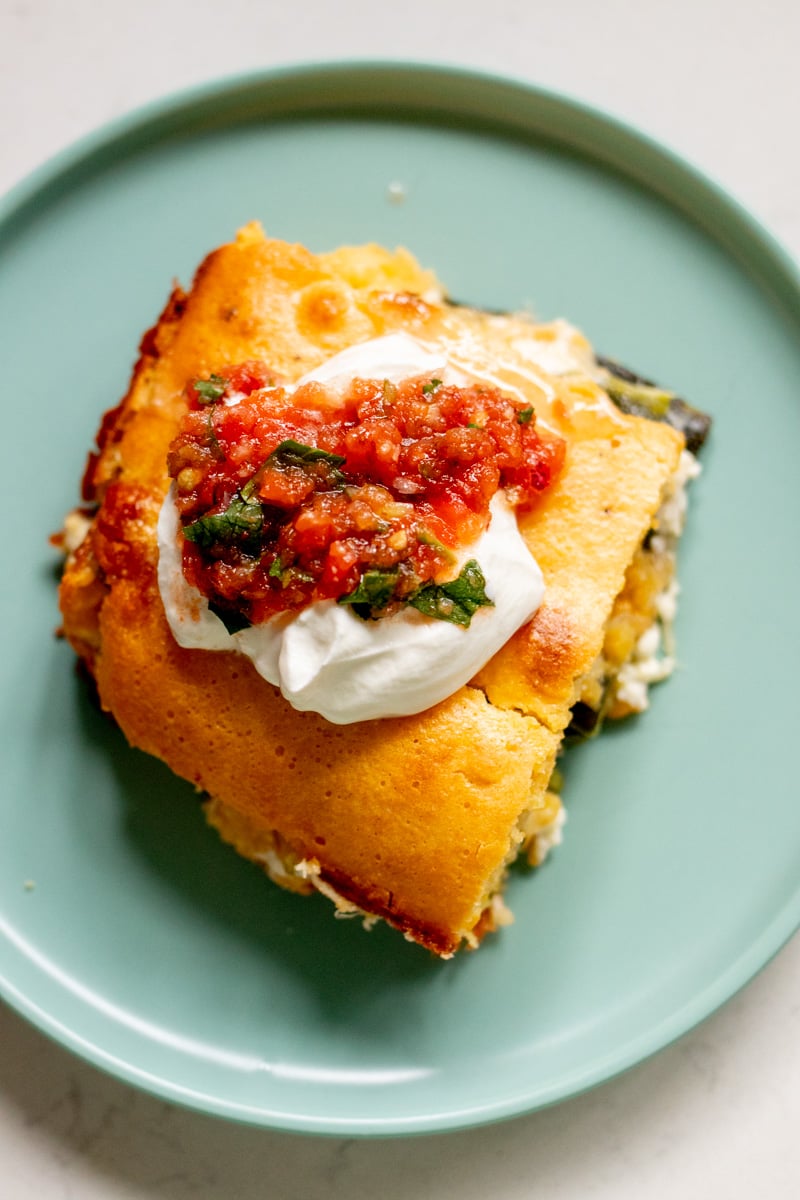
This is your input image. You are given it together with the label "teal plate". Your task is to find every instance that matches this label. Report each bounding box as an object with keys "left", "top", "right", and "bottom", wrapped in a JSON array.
[{"left": 1, "top": 63, "right": 798, "bottom": 1136}]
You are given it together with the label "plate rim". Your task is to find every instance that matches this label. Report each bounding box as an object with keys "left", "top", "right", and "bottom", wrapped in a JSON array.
[
  {"left": 1, "top": 58, "right": 798, "bottom": 1137},
  {"left": 2, "top": 59, "right": 798, "bottom": 301}
]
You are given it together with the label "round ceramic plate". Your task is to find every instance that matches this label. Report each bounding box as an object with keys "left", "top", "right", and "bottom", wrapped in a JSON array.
[{"left": 1, "top": 63, "right": 798, "bottom": 1136}]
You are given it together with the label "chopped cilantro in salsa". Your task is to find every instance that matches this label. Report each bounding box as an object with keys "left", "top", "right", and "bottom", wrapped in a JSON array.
[
  {"left": 168, "top": 365, "right": 564, "bottom": 627},
  {"left": 408, "top": 560, "right": 493, "bottom": 627},
  {"left": 193, "top": 373, "right": 227, "bottom": 404}
]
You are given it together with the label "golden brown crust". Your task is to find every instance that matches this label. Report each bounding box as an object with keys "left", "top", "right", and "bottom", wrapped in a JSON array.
[
  {"left": 473, "top": 423, "right": 682, "bottom": 731},
  {"left": 94, "top": 579, "right": 557, "bottom": 956},
  {"left": 59, "top": 222, "right": 683, "bottom": 953}
]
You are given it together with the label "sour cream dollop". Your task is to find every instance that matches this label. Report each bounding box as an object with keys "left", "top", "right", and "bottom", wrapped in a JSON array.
[{"left": 157, "top": 335, "right": 545, "bottom": 724}]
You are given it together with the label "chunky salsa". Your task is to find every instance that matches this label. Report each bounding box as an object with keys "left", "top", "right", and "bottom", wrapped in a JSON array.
[{"left": 166, "top": 360, "right": 565, "bottom": 629}]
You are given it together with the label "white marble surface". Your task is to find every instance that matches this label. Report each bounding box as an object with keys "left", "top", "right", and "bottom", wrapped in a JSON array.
[{"left": 2, "top": 1, "right": 799, "bottom": 1195}]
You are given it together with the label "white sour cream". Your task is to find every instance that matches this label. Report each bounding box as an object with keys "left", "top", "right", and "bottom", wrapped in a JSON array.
[{"left": 156, "top": 335, "right": 545, "bottom": 724}]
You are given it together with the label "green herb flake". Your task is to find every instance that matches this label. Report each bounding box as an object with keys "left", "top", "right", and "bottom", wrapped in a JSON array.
[
  {"left": 417, "top": 528, "right": 456, "bottom": 561},
  {"left": 208, "top": 602, "right": 252, "bottom": 635},
  {"left": 408, "top": 559, "right": 494, "bottom": 628},
  {"left": 267, "top": 554, "right": 315, "bottom": 589},
  {"left": 338, "top": 569, "right": 400, "bottom": 617},
  {"left": 240, "top": 440, "right": 347, "bottom": 500},
  {"left": 267, "top": 439, "right": 345, "bottom": 471},
  {"left": 193, "top": 373, "right": 228, "bottom": 404},
  {"left": 183, "top": 492, "right": 264, "bottom": 551},
  {"left": 516, "top": 406, "right": 534, "bottom": 425},
  {"left": 422, "top": 377, "right": 443, "bottom": 395}
]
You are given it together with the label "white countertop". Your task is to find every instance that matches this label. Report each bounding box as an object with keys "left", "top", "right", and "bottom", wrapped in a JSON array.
[{"left": 2, "top": 1, "right": 799, "bottom": 1195}]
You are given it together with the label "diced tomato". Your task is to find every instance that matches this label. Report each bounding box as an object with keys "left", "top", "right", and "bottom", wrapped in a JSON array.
[{"left": 168, "top": 367, "right": 565, "bottom": 621}]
